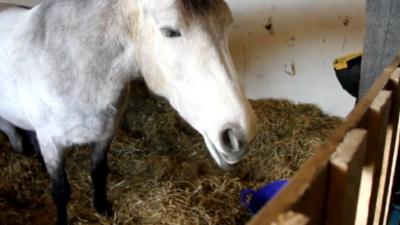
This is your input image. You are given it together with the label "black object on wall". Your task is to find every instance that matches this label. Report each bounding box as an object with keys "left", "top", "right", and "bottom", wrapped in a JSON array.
[{"left": 334, "top": 53, "right": 362, "bottom": 99}]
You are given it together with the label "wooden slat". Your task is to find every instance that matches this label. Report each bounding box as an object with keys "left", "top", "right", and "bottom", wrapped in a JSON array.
[
  {"left": 382, "top": 131, "right": 400, "bottom": 224},
  {"left": 292, "top": 165, "right": 328, "bottom": 225},
  {"left": 383, "top": 118, "right": 400, "bottom": 224},
  {"left": 326, "top": 129, "right": 368, "bottom": 225},
  {"left": 368, "top": 90, "right": 392, "bottom": 225},
  {"left": 374, "top": 124, "right": 396, "bottom": 224},
  {"left": 271, "top": 211, "right": 309, "bottom": 225},
  {"left": 385, "top": 69, "right": 400, "bottom": 123},
  {"left": 246, "top": 54, "right": 400, "bottom": 225},
  {"left": 373, "top": 127, "right": 394, "bottom": 225},
  {"left": 378, "top": 69, "right": 400, "bottom": 225},
  {"left": 246, "top": 146, "right": 331, "bottom": 225},
  {"left": 356, "top": 91, "right": 392, "bottom": 225}
]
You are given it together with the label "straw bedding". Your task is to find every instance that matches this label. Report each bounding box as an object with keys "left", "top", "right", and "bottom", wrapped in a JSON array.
[{"left": 0, "top": 82, "right": 341, "bottom": 225}]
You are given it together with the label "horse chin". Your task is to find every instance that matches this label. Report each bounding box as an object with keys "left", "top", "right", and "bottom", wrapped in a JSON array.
[{"left": 203, "top": 135, "right": 244, "bottom": 171}]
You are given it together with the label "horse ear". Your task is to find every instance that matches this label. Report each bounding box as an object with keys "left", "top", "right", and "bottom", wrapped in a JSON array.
[{"left": 219, "top": 0, "right": 233, "bottom": 25}]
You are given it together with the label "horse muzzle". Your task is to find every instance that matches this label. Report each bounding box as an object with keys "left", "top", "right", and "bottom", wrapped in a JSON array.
[{"left": 203, "top": 126, "right": 252, "bottom": 171}]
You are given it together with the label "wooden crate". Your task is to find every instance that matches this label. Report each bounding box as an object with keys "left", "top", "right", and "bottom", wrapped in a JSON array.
[{"left": 247, "top": 53, "right": 400, "bottom": 225}]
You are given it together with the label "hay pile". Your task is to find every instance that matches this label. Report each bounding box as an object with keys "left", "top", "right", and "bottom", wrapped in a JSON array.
[{"left": 0, "top": 83, "right": 341, "bottom": 225}]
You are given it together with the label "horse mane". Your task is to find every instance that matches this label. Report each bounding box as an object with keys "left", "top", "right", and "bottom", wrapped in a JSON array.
[{"left": 178, "top": 0, "right": 222, "bottom": 16}]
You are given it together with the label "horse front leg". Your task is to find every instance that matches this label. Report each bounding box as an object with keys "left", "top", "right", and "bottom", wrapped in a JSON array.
[
  {"left": 90, "top": 83, "right": 128, "bottom": 216},
  {"left": 91, "top": 138, "right": 113, "bottom": 216},
  {"left": 37, "top": 136, "right": 70, "bottom": 225},
  {"left": 17, "top": 128, "right": 44, "bottom": 162}
]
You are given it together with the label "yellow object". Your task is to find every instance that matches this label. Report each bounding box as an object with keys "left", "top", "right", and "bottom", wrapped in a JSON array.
[{"left": 334, "top": 52, "right": 362, "bottom": 70}]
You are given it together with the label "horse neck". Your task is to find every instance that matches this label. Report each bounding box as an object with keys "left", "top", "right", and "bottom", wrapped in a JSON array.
[{"left": 30, "top": 0, "right": 139, "bottom": 105}]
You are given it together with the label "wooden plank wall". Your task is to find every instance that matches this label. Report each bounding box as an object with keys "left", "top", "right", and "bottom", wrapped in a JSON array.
[{"left": 247, "top": 55, "right": 400, "bottom": 225}]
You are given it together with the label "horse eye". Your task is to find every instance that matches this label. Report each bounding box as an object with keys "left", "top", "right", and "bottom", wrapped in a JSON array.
[{"left": 161, "top": 27, "right": 182, "bottom": 38}]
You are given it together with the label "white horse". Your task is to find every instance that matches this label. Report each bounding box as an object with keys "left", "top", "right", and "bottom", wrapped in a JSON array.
[{"left": 0, "top": 0, "right": 257, "bottom": 224}]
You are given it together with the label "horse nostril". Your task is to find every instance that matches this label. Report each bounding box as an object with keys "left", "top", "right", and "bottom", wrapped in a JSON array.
[{"left": 220, "top": 128, "right": 243, "bottom": 153}]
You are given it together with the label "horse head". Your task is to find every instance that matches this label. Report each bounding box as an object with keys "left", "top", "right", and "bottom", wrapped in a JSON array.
[{"left": 133, "top": 0, "right": 257, "bottom": 169}]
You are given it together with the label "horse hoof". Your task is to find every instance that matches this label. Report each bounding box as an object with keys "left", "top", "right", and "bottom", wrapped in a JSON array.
[
  {"left": 56, "top": 217, "right": 68, "bottom": 225},
  {"left": 94, "top": 201, "right": 113, "bottom": 217},
  {"left": 56, "top": 220, "right": 67, "bottom": 225}
]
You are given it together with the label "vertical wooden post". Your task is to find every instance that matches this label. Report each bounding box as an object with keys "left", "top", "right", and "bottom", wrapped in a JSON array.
[
  {"left": 356, "top": 91, "right": 392, "bottom": 225},
  {"left": 379, "top": 69, "right": 400, "bottom": 225},
  {"left": 359, "top": 0, "right": 400, "bottom": 97},
  {"left": 326, "top": 129, "right": 367, "bottom": 225}
]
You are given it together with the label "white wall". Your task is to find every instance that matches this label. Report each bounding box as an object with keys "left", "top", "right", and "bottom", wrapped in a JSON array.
[
  {"left": 2, "top": 0, "right": 365, "bottom": 117},
  {"left": 226, "top": 0, "right": 365, "bottom": 117}
]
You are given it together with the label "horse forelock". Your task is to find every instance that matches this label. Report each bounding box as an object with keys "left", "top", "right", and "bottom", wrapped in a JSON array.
[{"left": 178, "top": 0, "right": 225, "bottom": 17}]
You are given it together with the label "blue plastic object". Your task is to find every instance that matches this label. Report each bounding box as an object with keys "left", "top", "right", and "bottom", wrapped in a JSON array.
[
  {"left": 240, "top": 180, "right": 288, "bottom": 214},
  {"left": 389, "top": 191, "right": 400, "bottom": 225}
]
